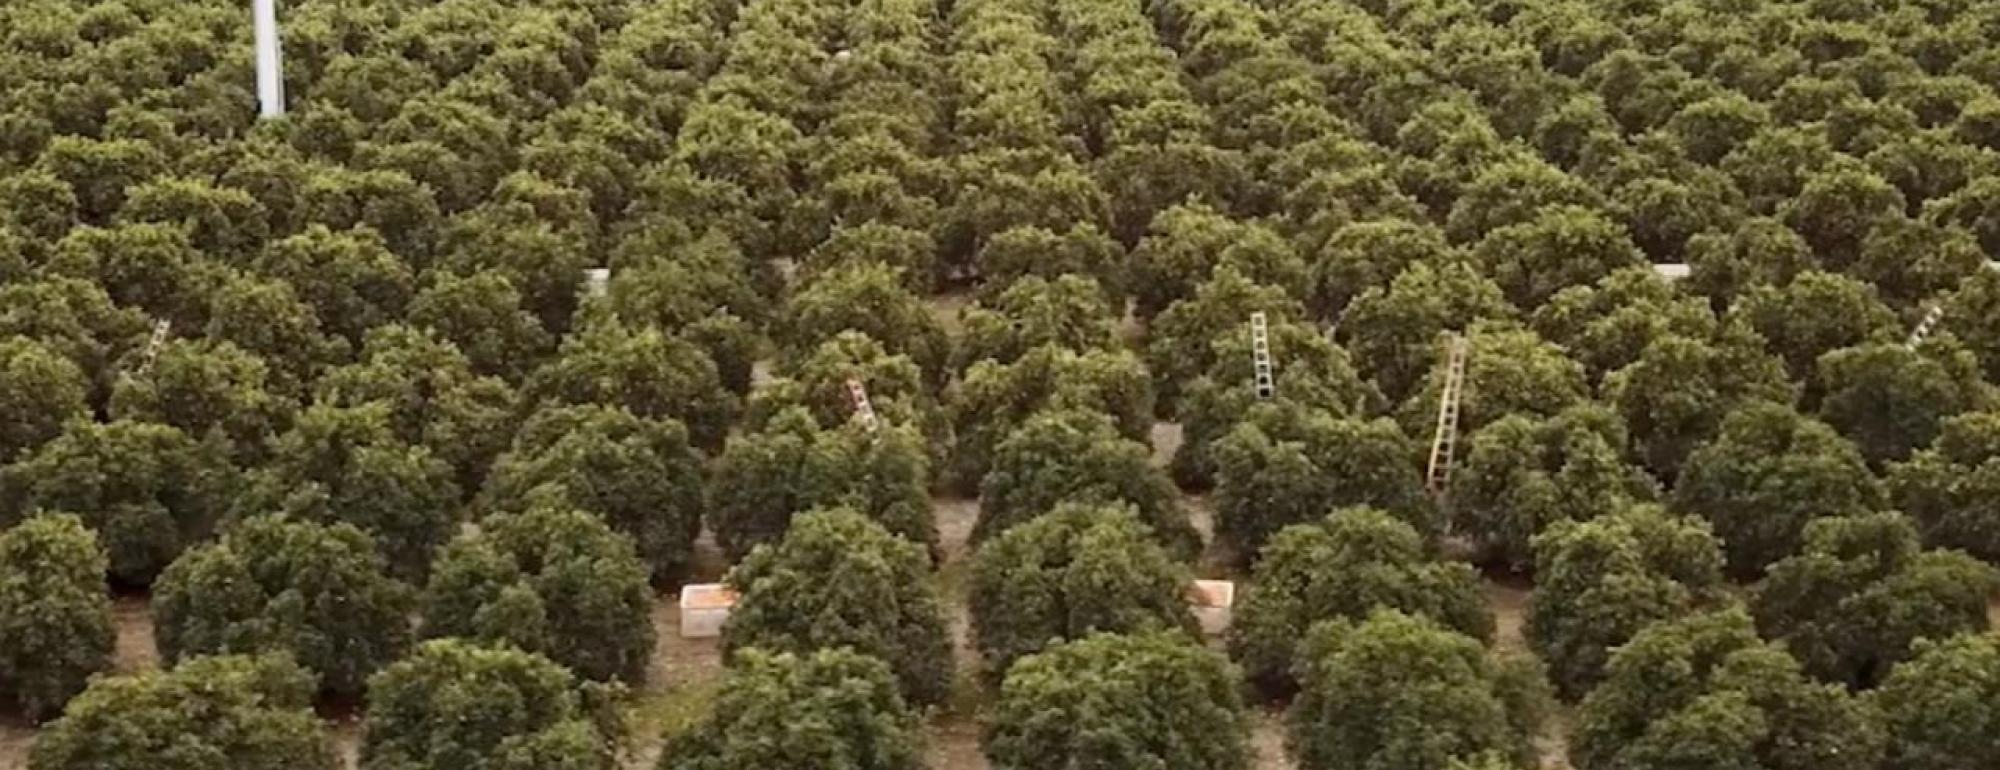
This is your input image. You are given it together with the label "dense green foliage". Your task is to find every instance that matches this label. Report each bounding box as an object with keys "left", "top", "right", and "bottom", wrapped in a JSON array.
[
  {"left": 987, "top": 632, "right": 1250, "bottom": 770},
  {"left": 1753, "top": 511, "right": 1995, "bottom": 689},
  {"left": 661, "top": 648, "right": 924, "bottom": 770},
  {"left": 1230, "top": 506, "right": 1492, "bottom": 696},
  {"left": 31, "top": 654, "right": 336, "bottom": 770},
  {"left": 1876, "top": 633, "right": 2000, "bottom": 770},
  {"left": 1572, "top": 609, "right": 1884, "bottom": 770},
  {"left": 722, "top": 508, "right": 952, "bottom": 705},
  {"left": 969, "top": 502, "right": 1195, "bottom": 676},
  {"left": 6, "top": 0, "right": 2000, "bottom": 764},
  {"left": 1288, "top": 610, "right": 1546, "bottom": 770},
  {"left": 154, "top": 515, "right": 413, "bottom": 697},
  {"left": 0, "top": 514, "right": 112, "bottom": 721},
  {"left": 1527, "top": 506, "right": 1727, "bottom": 699},
  {"left": 362, "top": 639, "right": 619, "bottom": 770},
  {"left": 421, "top": 502, "right": 656, "bottom": 685}
]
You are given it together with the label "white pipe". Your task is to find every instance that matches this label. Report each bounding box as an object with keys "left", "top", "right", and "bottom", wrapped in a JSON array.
[{"left": 254, "top": 0, "right": 284, "bottom": 118}]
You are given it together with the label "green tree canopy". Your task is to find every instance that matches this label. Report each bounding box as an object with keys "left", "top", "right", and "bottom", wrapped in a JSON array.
[
  {"left": 3, "top": 418, "right": 236, "bottom": 586},
  {"left": 711, "top": 404, "right": 932, "bottom": 560},
  {"left": 362, "top": 639, "right": 618, "bottom": 770},
  {"left": 723, "top": 507, "right": 953, "bottom": 705},
  {"left": 153, "top": 516, "right": 414, "bottom": 698},
  {"left": 524, "top": 320, "right": 737, "bottom": 450},
  {"left": 1726, "top": 270, "right": 1899, "bottom": 382},
  {"left": 1472, "top": 204, "right": 1646, "bottom": 309},
  {"left": 953, "top": 275, "right": 1122, "bottom": 374},
  {"left": 314, "top": 324, "right": 518, "bottom": 494},
  {"left": 106, "top": 338, "right": 295, "bottom": 462},
  {"left": 1671, "top": 401, "right": 1882, "bottom": 578},
  {"left": 0, "top": 513, "right": 112, "bottom": 721},
  {"left": 1527, "top": 505, "right": 1727, "bottom": 700},
  {"left": 986, "top": 631, "right": 1250, "bottom": 770},
  {"left": 0, "top": 335, "right": 90, "bottom": 462},
  {"left": 1814, "top": 338, "right": 1988, "bottom": 467},
  {"left": 235, "top": 404, "right": 460, "bottom": 581},
  {"left": 1876, "top": 632, "right": 2000, "bottom": 770},
  {"left": 1604, "top": 329, "right": 1795, "bottom": 479},
  {"left": 945, "top": 344, "right": 1153, "bottom": 488},
  {"left": 251, "top": 225, "right": 413, "bottom": 346},
  {"left": 420, "top": 502, "right": 656, "bottom": 685},
  {"left": 482, "top": 404, "right": 704, "bottom": 582},
  {"left": 31, "top": 654, "right": 336, "bottom": 770},
  {"left": 1172, "top": 314, "right": 1382, "bottom": 487},
  {"left": 1212, "top": 401, "right": 1428, "bottom": 560},
  {"left": 1571, "top": 609, "right": 1884, "bottom": 770},
  {"left": 660, "top": 647, "right": 923, "bottom": 770},
  {"left": 1529, "top": 268, "right": 1718, "bottom": 383},
  {"left": 1754, "top": 511, "right": 1996, "bottom": 689},
  {"left": 976, "top": 408, "right": 1192, "bottom": 552},
  {"left": 407, "top": 269, "right": 555, "bottom": 383},
  {"left": 1888, "top": 410, "right": 2000, "bottom": 562},
  {"left": 781, "top": 261, "right": 948, "bottom": 381},
  {"left": 1395, "top": 323, "right": 1589, "bottom": 442},
  {"left": 1288, "top": 609, "right": 1545, "bottom": 770},
  {"left": 1451, "top": 405, "right": 1658, "bottom": 571},
  {"left": 969, "top": 502, "right": 1195, "bottom": 676},
  {"left": 1231, "top": 506, "right": 1492, "bottom": 696},
  {"left": 1128, "top": 202, "right": 1307, "bottom": 319},
  {"left": 1145, "top": 265, "right": 1306, "bottom": 415},
  {"left": 1336, "top": 260, "right": 1518, "bottom": 404}
]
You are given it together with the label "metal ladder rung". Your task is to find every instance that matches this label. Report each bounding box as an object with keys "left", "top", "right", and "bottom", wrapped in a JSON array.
[{"left": 845, "top": 377, "right": 879, "bottom": 432}]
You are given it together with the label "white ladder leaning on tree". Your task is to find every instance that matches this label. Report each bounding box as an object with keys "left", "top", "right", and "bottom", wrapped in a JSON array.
[{"left": 1426, "top": 333, "right": 1470, "bottom": 500}]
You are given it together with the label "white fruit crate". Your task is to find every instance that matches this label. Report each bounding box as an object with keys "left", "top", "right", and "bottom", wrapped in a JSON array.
[
  {"left": 678, "top": 583, "right": 737, "bottom": 639},
  {"left": 1188, "top": 580, "right": 1235, "bottom": 636}
]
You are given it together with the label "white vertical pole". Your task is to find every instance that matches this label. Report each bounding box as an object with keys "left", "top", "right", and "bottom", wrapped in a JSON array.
[{"left": 254, "top": 0, "right": 285, "bottom": 118}]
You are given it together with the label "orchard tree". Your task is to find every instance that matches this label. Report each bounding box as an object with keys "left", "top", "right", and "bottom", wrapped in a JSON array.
[
  {"left": 954, "top": 275, "right": 1122, "bottom": 373},
  {"left": 1145, "top": 265, "right": 1307, "bottom": 414},
  {"left": 1526, "top": 506, "right": 1727, "bottom": 700},
  {"left": 0, "top": 335, "right": 90, "bottom": 461},
  {"left": 153, "top": 516, "right": 414, "bottom": 698},
  {"left": 1672, "top": 401, "right": 1881, "bottom": 578},
  {"left": 1231, "top": 507, "right": 1492, "bottom": 695},
  {"left": 524, "top": 320, "right": 737, "bottom": 449},
  {"left": 482, "top": 404, "right": 704, "bottom": 582},
  {"left": 0, "top": 513, "right": 113, "bottom": 721},
  {"left": 1940, "top": 268, "right": 2000, "bottom": 382},
  {"left": 1530, "top": 268, "right": 1717, "bottom": 383},
  {"left": 976, "top": 409, "right": 1192, "bottom": 552},
  {"left": 1173, "top": 315, "right": 1383, "bottom": 487},
  {"left": 107, "top": 338, "right": 295, "bottom": 462},
  {"left": 315, "top": 325, "right": 518, "bottom": 493},
  {"left": 1852, "top": 217, "right": 1987, "bottom": 310},
  {"left": 973, "top": 225, "right": 1126, "bottom": 308},
  {"left": 1451, "top": 405, "right": 1658, "bottom": 571},
  {"left": 362, "top": 639, "right": 618, "bottom": 770},
  {"left": 712, "top": 405, "right": 931, "bottom": 559},
  {"left": 1571, "top": 609, "right": 1884, "bottom": 770},
  {"left": 987, "top": 632, "right": 1249, "bottom": 770},
  {"left": 235, "top": 404, "right": 460, "bottom": 581},
  {"left": 1876, "top": 633, "right": 2000, "bottom": 770},
  {"left": 1815, "top": 339, "right": 1987, "bottom": 466},
  {"left": 744, "top": 331, "right": 947, "bottom": 454},
  {"left": 809, "top": 221, "right": 940, "bottom": 293},
  {"left": 1128, "top": 202, "right": 1308, "bottom": 318},
  {"left": 4, "top": 419, "right": 236, "bottom": 586},
  {"left": 723, "top": 508, "right": 953, "bottom": 705},
  {"left": 407, "top": 270, "right": 556, "bottom": 383},
  {"left": 1754, "top": 512, "right": 1996, "bottom": 689},
  {"left": 1212, "top": 401, "right": 1428, "bottom": 559},
  {"left": 661, "top": 648, "right": 923, "bottom": 770},
  {"left": 1683, "top": 216, "right": 1818, "bottom": 308},
  {"left": 1395, "top": 323, "right": 1589, "bottom": 441},
  {"left": 1890, "top": 411, "right": 2000, "bottom": 562},
  {"left": 118, "top": 175, "right": 270, "bottom": 259},
  {"left": 1783, "top": 160, "right": 1906, "bottom": 267},
  {"left": 46, "top": 223, "right": 208, "bottom": 329},
  {"left": 781, "top": 261, "right": 949, "bottom": 381},
  {"left": 202, "top": 272, "right": 349, "bottom": 396},
  {"left": 31, "top": 654, "right": 336, "bottom": 770},
  {"left": 0, "top": 277, "right": 149, "bottom": 397},
  {"left": 1289, "top": 610, "right": 1545, "bottom": 770},
  {"left": 421, "top": 502, "right": 656, "bottom": 685},
  {"left": 1604, "top": 329, "right": 1795, "bottom": 479},
  {"left": 969, "top": 503, "right": 1195, "bottom": 675},
  {"left": 1307, "top": 218, "right": 1456, "bottom": 319},
  {"left": 251, "top": 225, "right": 414, "bottom": 346},
  {"left": 1442, "top": 156, "right": 1606, "bottom": 244},
  {"left": 598, "top": 248, "right": 767, "bottom": 394},
  {"left": 1336, "top": 260, "right": 1518, "bottom": 403},
  {"left": 1727, "top": 271, "right": 1898, "bottom": 382},
  {"left": 1472, "top": 205, "right": 1645, "bottom": 309},
  {"left": 946, "top": 345, "right": 1153, "bottom": 488}
]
